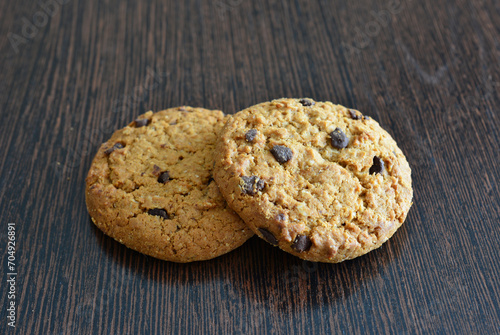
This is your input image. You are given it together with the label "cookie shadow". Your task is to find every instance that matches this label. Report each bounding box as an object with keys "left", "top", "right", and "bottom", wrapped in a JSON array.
[{"left": 91, "top": 216, "right": 406, "bottom": 312}]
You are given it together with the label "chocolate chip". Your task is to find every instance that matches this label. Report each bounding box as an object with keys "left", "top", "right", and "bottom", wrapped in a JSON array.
[
  {"left": 157, "top": 171, "right": 170, "bottom": 183},
  {"left": 207, "top": 177, "right": 214, "bottom": 184},
  {"left": 330, "top": 128, "right": 349, "bottom": 149},
  {"left": 152, "top": 165, "right": 162, "bottom": 176},
  {"left": 369, "top": 156, "right": 384, "bottom": 174},
  {"left": 241, "top": 176, "right": 265, "bottom": 195},
  {"left": 135, "top": 118, "right": 150, "bottom": 127},
  {"left": 299, "top": 98, "right": 315, "bottom": 106},
  {"left": 276, "top": 213, "right": 286, "bottom": 222},
  {"left": 364, "top": 115, "right": 371, "bottom": 120},
  {"left": 349, "top": 109, "right": 362, "bottom": 120},
  {"left": 245, "top": 129, "right": 258, "bottom": 142},
  {"left": 258, "top": 228, "right": 278, "bottom": 246},
  {"left": 148, "top": 208, "right": 169, "bottom": 219},
  {"left": 292, "top": 235, "right": 312, "bottom": 252},
  {"left": 104, "top": 142, "right": 124, "bottom": 155},
  {"left": 271, "top": 145, "right": 293, "bottom": 164}
]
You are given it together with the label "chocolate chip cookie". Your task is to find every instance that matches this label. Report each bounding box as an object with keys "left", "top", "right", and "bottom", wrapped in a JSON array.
[
  {"left": 85, "top": 107, "right": 253, "bottom": 262},
  {"left": 214, "top": 98, "right": 413, "bottom": 263}
]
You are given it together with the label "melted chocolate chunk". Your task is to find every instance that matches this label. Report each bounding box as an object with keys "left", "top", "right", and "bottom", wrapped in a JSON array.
[
  {"left": 363, "top": 115, "right": 371, "bottom": 120},
  {"left": 157, "top": 171, "right": 170, "bottom": 183},
  {"left": 258, "top": 228, "right": 278, "bottom": 246},
  {"left": 330, "top": 128, "right": 349, "bottom": 149},
  {"left": 292, "top": 235, "right": 312, "bottom": 252},
  {"left": 104, "top": 142, "right": 124, "bottom": 155},
  {"left": 369, "top": 156, "right": 384, "bottom": 174},
  {"left": 148, "top": 208, "right": 169, "bottom": 219},
  {"left": 135, "top": 118, "right": 150, "bottom": 127},
  {"left": 271, "top": 145, "right": 293, "bottom": 164},
  {"left": 245, "top": 129, "right": 258, "bottom": 142},
  {"left": 241, "top": 176, "right": 265, "bottom": 195},
  {"left": 349, "top": 109, "right": 362, "bottom": 120},
  {"left": 299, "top": 98, "right": 315, "bottom": 106}
]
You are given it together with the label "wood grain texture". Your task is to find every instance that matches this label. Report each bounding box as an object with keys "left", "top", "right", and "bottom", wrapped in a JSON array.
[{"left": 0, "top": 0, "right": 499, "bottom": 333}]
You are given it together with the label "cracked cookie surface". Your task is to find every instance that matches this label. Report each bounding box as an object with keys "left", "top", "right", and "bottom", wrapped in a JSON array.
[
  {"left": 214, "top": 98, "right": 413, "bottom": 263},
  {"left": 85, "top": 107, "right": 253, "bottom": 262}
]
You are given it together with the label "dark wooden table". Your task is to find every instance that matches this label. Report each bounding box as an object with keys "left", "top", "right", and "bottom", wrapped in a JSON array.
[{"left": 1, "top": 0, "right": 499, "bottom": 333}]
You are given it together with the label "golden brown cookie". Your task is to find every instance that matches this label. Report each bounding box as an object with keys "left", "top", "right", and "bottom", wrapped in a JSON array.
[
  {"left": 214, "top": 98, "right": 413, "bottom": 263},
  {"left": 85, "top": 107, "right": 253, "bottom": 262}
]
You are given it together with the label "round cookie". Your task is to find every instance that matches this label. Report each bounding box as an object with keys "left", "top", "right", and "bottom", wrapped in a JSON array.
[
  {"left": 214, "top": 98, "right": 413, "bottom": 263},
  {"left": 85, "top": 107, "right": 253, "bottom": 262}
]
